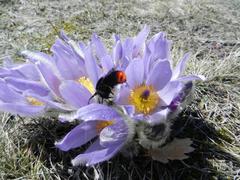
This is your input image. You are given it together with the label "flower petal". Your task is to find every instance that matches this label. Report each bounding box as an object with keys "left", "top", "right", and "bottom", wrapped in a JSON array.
[
  {"left": 148, "top": 32, "right": 171, "bottom": 61},
  {"left": 91, "top": 33, "right": 108, "bottom": 59},
  {"left": 99, "top": 120, "right": 128, "bottom": 146},
  {"left": 0, "top": 102, "right": 45, "bottom": 116},
  {"left": 36, "top": 62, "right": 62, "bottom": 98},
  {"left": 4, "top": 77, "right": 49, "bottom": 96},
  {"left": 59, "top": 80, "right": 92, "bottom": 108},
  {"left": 133, "top": 25, "right": 150, "bottom": 57},
  {"left": 158, "top": 81, "right": 184, "bottom": 105},
  {"left": 100, "top": 55, "right": 114, "bottom": 73},
  {"left": 71, "top": 140, "right": 123, "bottom": 166},
  {"left": 112, "top": 40, "right": 122, "bottom": 66},
  {"left": 75, "top": 104, "right": 120, "bottom": 121},
  {"left": 53, "top": 50, "right": 84, "bottom": 80},
  {"left": 0, "top": 79, "right": 24, "bottom": 103},
  {"left": 115, "top": 86, "right": 131, "bottom": 105},
  {"left": 11, "top": 63, "right": 40, "bottom": 81},
  {"left": 55, "top": 121, "right": 98, "bottom": 151},
  {"left": 122, "top": 38, "right": 133, "bottom": 59},
  {"left": 146, "top": 60, "right": 172, "bottom": 91},
  {"left": 172, "top": 53, "right": 190, "bottom": 80},
  {"left": 125, "top": 59, "right": 144, "bottom": 88},
  {"left": 84, "top": 46, "right": 100, "bottom": 86},
  {"left": 146, "top": 109, "right": 170, "bottom": 125}
]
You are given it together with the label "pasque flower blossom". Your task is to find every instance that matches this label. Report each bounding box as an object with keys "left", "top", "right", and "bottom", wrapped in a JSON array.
[
  {"left": 116, "top": 30, "right": 205, "bottom": 125},
  {"left": 0, "top": 25, "right": 205, "bottom": 166},
  {"left": 55, "top": 103, "right": 134, "bottom": 166}
]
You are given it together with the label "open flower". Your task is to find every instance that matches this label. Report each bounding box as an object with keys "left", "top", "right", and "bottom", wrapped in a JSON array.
[
  {"left": 116, "top": 30, "right": 205, "bottom": 125},
  {"left": 21, "top": 33, "right": 93, "bottom": 112},
  {"left": 55, "top": 104, "right": 135, "bottom": 166}
]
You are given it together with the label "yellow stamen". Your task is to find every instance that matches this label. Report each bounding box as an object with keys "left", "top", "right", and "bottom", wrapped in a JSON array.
[
  {"left": 26, "top": 97, "right": 44, "bottom": 106},
  {"left": 77, "top": 76, "right": 95, "bottom": 94},
  {"left": 129, "top": 85, "right": 159, "bottom": 115},
  {"left": 95, "top": 120, "right": 114, "bottom": 133}
]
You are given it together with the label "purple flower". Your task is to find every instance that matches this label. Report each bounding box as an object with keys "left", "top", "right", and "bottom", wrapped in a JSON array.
[
  {"left": 21, "top": 33, "right": 95, "bottom": 111},
  {"left": 55, "top": 104, "right": 134, "bottom": 166},
  {"left": 116, "top": 29, "right": 205, "bottom": 125}
]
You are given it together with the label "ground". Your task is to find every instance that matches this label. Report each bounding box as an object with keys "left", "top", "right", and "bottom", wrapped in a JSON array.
[{"left": 0, "top": 0, "right": 240, "bottom": 179}]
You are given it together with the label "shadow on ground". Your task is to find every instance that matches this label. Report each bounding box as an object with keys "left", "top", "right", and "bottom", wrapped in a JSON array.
[{"left": 18, "top": 106, "right": 240, "bottom": 180}]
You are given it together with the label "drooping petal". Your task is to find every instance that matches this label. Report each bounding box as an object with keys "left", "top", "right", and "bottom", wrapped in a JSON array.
[
  {"left": 158, "top": 81, "right": 184, "bottom": 105},
  {"left": 172, "top": 53, "right": 190, "bottom": 80},
  {"left": 146, "top": 109, "right": 170, "bottom": 125},
  {"left": 125, "top": 59, "right": 144, "bottom": 88},
  {"left": 21, "top": 50, "right": 54, "bottom": 64},
  {"left": 4, "top": 77, "right": 49, "bottom": 96},
  {"left": 11, "top": 63, "right": 40, "bottom": 81},
  {"left": 0, "top": 102, "right": 45, "bottom": 116},
  {"left": 146, "top": 60, "right": 172, "bottom": 91},
  {"left": 71, "top": 140, "right": 123, "bottom": 166},
  {"left": 0, "top": 79, "right": 25, "bottom": 103},
  {"left": 99, "top": 120, "right": 128, "bottom": 146},
  {"left": 75, "top": 104, "right": 120, "bottom": 121},
  {"left": 55, "top": 121, "right": 98, "bottom": 151},
  {"left": 59, "top": 80, "right": 92, "bottom": 109}
]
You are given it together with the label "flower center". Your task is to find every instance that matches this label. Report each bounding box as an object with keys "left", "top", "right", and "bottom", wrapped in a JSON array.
[
  {"left": 95, "top": 120, "right": 114, "bottom": 133},
  {"left": 129, "top": 85, "right": 159, "bottom": 115},
  {"left": 26, "top": 97, "right": 45, "bottom": 106},
  {"left": 77, "top": 76, "right": 95, "bottom": 94}
]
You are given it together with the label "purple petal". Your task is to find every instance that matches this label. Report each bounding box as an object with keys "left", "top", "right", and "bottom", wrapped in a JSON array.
[
  {"left": 71, "top": 140, "right": 123, "bottom": 166},
  {"left": 133, "top": 25, "right": 150, "bottom": 57},
  {"left": 125, "top": 59, "right": 144, "bottom": 88},
  {"left": 84, "top": 46, "right": 100, "bottom": 86},
  {"left": 91, "top": 33, "right": 108, "bottom": 59},
  {"left": 172, "top": 53, "right": 190, "bottom": 80},
  {"left": 115, "top": 86, "right": 131, "bottom": 105},
  {"left": 21, "top": 50, "right": 53, "bottom": 64},
  {"left": 59, "top": 80, "right": 92, "bottom": 108},
  {"left": 148, "top": 32, "right": 171, "bottom": 61},
  {"left": 158, "top": 81, "right": 184, "bottom": 105},
  {"left": 11, "top": 63, "right": 40, "bottom": 81},
  {"left": 99, "top": 120, "right": 128, "bottom": 146},
  {"left": 112, "top": 41, "right": 122, "bottom": 66},
  {"left": 0, "top": 79, "right": 25, "bottom": 103},
  {"left": 60, "top": 30, "right": 70, "bottom": 42},
  {"left": 100, "top": 55, "right": 114, "bottom": 73},
  {"left": 146, "top": 60, "right": 172, "bottom": 91},
  {"left": 55, "top": 121, "right": 98, "bottom": 151},
  {"left": 75, "top": 104, "right": 120, "bottom": 121},
  {"left": 146, "top": 109, "right": 170, "bottom": 125},
  {"left": 53, "top": 50, "right": 84, "bottom": 80},
  {"left": 0, "top": 102, "right": 45, "bottom": 117},
  {"left": 122, "top": 38, "right": 134, "bottom": 59},
  {"left": 36, "top": 62, "right": 62, "bottom": 97},
  {"left": 169, "top": 82, "right": 193, "bottom": 111},
  {"left": 4, "top": 77, "right": 49, "bottom": 96}
]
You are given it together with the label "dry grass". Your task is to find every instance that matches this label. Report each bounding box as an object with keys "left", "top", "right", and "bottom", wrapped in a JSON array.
[{"left": 0, "top": 0, "right": 240, "bottom": 179}]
